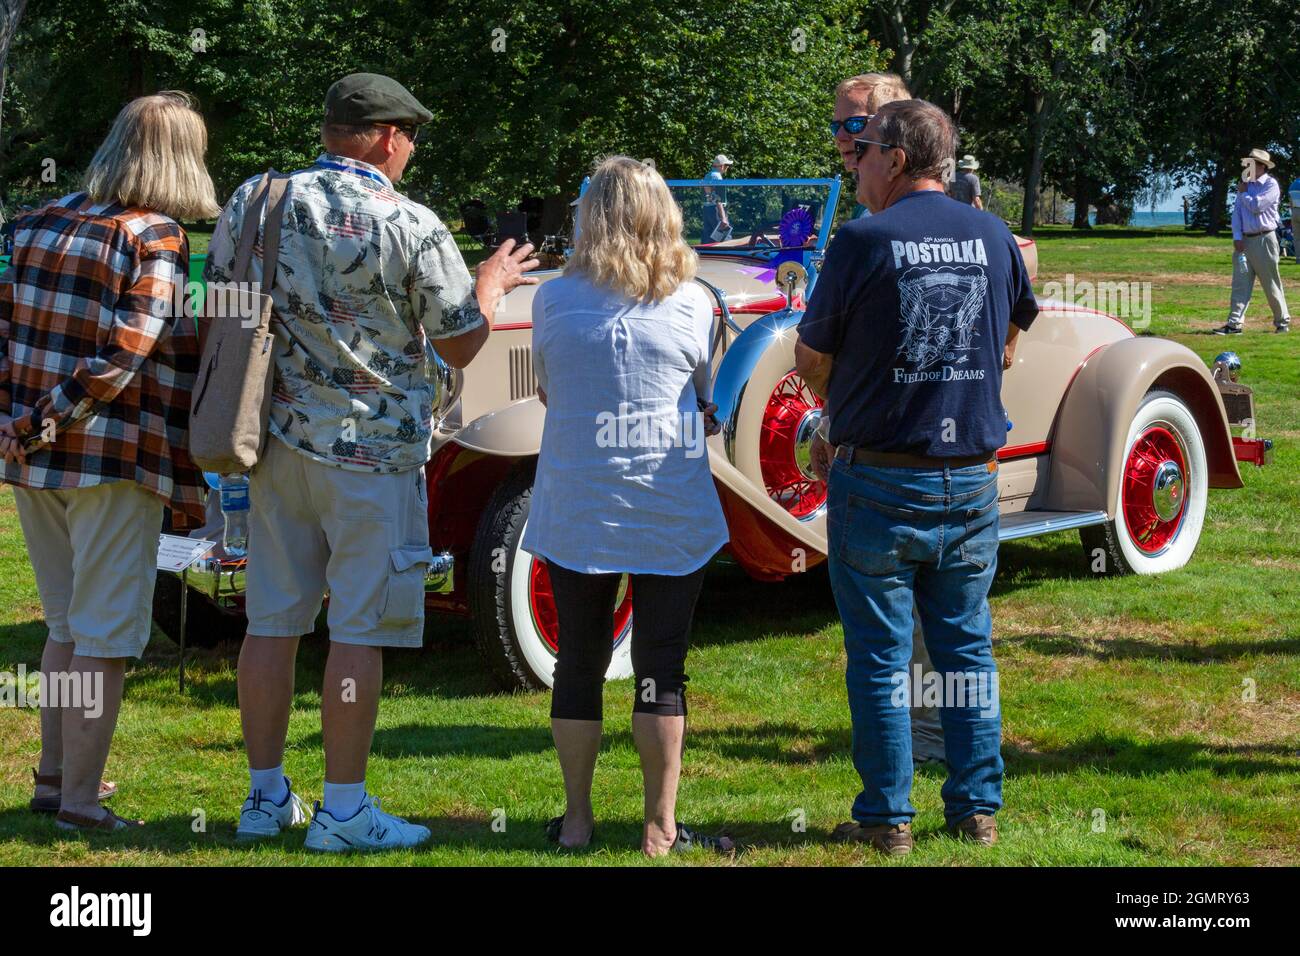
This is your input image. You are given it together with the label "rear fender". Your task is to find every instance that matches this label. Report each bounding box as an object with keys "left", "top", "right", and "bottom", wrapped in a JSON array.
[
  {"left": 710, "top": 454, "right": 827, "bottom": 570},
  {"left": 451, "top": 397, "right": 545, "bottom": 456},
  {"left": 1043, "top": 337, "right": 1242, "bottom": 515},
  {"left": 424, "top": 441, "right": 523, "bottom": 614}
]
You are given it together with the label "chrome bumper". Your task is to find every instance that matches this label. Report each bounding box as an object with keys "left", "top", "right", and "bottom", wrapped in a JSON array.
[
  {"left": 170, "top": 550, "right": 456, "bottom": 601},
  {"left": 1232, "top": 436, "right": 1273, "bottom": 467}
]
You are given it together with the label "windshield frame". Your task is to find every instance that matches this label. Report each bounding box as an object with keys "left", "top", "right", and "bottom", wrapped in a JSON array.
[{"left": 572, "top": 175, "right": 843, "bottom": 260}]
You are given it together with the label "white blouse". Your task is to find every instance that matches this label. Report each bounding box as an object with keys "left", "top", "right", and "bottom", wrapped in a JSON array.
[{"left": 521, "top": 273, "right": 730, "bottom": 575}]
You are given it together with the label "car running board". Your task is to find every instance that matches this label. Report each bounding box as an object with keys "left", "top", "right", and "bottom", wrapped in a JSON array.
[{"left": 998, "top": 509, "right": 1109, "bottom": 542}]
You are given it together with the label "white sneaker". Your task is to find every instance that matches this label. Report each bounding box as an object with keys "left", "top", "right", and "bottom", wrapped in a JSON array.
[
  {"left": 236, "top": 778, "right": 309, "bottom": 841},
  {"left": 304, "top": 794, "right": 431, "bottom": 853}
]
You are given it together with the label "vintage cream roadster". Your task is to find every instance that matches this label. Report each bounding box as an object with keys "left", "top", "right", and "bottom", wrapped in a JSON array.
[{"left": 153, "top": 176, "right": 1271, "bottom": 690}]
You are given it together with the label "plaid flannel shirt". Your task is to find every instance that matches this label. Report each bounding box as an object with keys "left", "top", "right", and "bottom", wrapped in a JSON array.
[{"left": 0, "top": 192, "right": 206, "bottom": 529}]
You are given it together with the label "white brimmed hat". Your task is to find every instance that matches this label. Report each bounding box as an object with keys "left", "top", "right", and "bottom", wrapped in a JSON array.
[
  {"left": 957, "top": 154, "right": 979, "bottom": 171},
  {"left": 1243, "top": 147, "right": 1275, "bottom": 169},
  {"left": 713, "top": 153, "right": 733, "bottom": 167}
]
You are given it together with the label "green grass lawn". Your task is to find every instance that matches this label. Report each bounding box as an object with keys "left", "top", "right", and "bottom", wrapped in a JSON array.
[{"left": 1, "top": 226, "right": 1297, "bottom": 866}]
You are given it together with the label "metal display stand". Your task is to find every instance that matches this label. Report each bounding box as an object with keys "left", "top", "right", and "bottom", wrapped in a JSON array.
[{"left": 178, "top": 566, "right": 189, "bottom": 693}]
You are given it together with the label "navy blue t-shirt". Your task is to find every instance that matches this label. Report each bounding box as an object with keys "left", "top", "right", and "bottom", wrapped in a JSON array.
[{"left": 797, "top": 190, "right": 1038, "bottom": 457}]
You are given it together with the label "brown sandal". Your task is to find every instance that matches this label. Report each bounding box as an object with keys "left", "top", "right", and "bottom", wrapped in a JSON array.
[
  {"left": 55, "top": 807, "right": 143, "bottom": 832},
  {"left": 29, "top": 768, "right": 118, "bottom": 814}
]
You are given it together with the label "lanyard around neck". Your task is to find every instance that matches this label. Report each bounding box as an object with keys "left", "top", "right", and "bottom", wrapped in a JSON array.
[{"left": 314, "top": 158, "right": 388, "bottom": 186}]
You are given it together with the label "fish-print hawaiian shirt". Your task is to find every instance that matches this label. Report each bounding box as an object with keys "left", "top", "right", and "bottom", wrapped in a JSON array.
[{"left": 204, "top": 153, "right": 483, "bottom": 473}]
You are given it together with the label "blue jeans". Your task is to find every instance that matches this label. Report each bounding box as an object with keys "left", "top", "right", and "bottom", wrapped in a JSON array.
[{"left": 826, "top": 458, "right": 1004, "bottom": 827}]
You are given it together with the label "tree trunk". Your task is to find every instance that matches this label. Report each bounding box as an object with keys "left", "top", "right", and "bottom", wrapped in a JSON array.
[
  {"left": 877, "top": 3, "right": 916, "bottom": 87},
  {"left": 1072, "top": 174, "right": 1092, "bottom": 228},
  {"left": 0, "top": 0, "right": 30, "bottom": 159},
  {"left": 1206, "top": 160, "right": 1230, "bottom": 236},
  {"left": 1020, "top": 88, "right": 1047, "bottom": 235}
]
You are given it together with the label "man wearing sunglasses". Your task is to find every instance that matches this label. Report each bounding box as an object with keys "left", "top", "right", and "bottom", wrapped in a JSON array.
[
  {"left": 796, "top": 100, "right": 1037, "bottom": 854},
  {"left": 828, "top": 72, "right": 947, "bottom": 772},
  {"left": 829, "top": 73, "right": 910, "bottom": 219},
  {"left": 206, "top": 72, "right": 538, "bottom": 852}
]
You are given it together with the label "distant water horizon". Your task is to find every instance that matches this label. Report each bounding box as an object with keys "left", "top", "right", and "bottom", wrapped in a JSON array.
[{"left": 1087, "top": 209, "right": 1187, "bottom": 228}]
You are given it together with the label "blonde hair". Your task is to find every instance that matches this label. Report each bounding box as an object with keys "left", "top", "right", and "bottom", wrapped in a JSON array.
[
  {"left": 84, "top": 91, "right": 220, "bottom": 220},
  {"left": 835, "top": 72, "right": 911, "bottom": 112},
  {"left": 567, "top": 155, "right": 697, "bottom": 303}
]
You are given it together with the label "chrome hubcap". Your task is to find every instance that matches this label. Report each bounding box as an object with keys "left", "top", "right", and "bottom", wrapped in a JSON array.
[
  {"left": 1151, "top": 460, "right": 1184, "bottom": 522},
  {"left": 794, "top": 408, "right": 823, "bottom": 482}
]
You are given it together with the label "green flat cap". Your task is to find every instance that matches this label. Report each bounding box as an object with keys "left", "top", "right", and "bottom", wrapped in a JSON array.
[{"left": 324, "top": 72, "right": 433, "bottom": 126}]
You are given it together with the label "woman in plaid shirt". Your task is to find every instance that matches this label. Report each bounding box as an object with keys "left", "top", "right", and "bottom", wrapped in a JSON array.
[{"left": 0, "top": 92, "right": 219, "bottom": 833}]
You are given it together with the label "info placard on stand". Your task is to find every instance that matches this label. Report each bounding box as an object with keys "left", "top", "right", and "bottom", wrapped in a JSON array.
[
  {"left": 156, "top": 534, "right": 215, "bottom": 573},
  {"left": 156, "top": 534, "right": 216, "bottom": 691}
]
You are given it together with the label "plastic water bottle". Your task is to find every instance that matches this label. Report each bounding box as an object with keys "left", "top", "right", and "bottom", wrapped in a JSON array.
[
  {"left": 1004, "top": 407, "right": 1013, "bottom": 433},
  {"left": 219, "top": 474, "right": 250, "bottom": 558}
]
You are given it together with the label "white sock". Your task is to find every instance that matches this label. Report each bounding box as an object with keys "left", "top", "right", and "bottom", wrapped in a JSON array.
[
  {"left": 248, "top": 765, "right": 288, "bottom": 804},
  {"left": 322, "top": 781, "right": 367, "bottom": 820}
]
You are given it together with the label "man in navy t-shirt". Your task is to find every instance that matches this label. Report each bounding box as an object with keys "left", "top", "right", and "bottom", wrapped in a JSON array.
[
  {"left": 801, "top": 191, "right": 1037, "bottom": 456},
  {"left": 795, "top": 99, "right": 1038, "bottom": 855}
]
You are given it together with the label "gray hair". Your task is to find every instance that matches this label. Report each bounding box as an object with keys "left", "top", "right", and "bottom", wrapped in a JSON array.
[
  {"left": 320, "top": 122, "right": 385, "bottom": 153},
  {"left": 875, "top": 99, "right": 958, "bottom": 184}
]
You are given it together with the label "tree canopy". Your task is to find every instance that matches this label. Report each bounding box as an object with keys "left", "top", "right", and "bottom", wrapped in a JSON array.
[{"left": 1, "top": 0, "right": 1296, "bottom": 234}]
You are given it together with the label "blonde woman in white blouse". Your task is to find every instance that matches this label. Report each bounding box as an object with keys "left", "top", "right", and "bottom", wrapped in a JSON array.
[{"left": 522, "top": 156, "right": 733, "bottom": 857}]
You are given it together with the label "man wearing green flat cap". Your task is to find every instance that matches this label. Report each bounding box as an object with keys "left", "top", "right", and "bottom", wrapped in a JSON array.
[{"left": 205, "top": 72, "right": 539, "bottom": 852}]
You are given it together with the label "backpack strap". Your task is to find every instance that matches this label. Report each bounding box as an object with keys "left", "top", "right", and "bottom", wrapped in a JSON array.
[
  {"left": 230, "top": 172, "right": 272, "bottom": 283},
  {"left": 230, "top": 170, "right": 290, "bottom": 290},
  {"left": 259, "top": 175, "right": 290, "bottom": 289}
]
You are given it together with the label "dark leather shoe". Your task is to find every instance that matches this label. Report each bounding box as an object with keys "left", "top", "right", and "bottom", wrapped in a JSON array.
[
  {"left": 949, "top": 813, "right": 998, "bottom": 845},
  {"left": 832, "top": 820, "right": 913, "bottom": 855},
  {"left": 29, "top": 768, "right": 117, "bottom": 814}
]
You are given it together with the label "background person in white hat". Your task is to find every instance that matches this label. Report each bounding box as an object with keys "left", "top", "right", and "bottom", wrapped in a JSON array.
[
  {"left": 1217, "top": 147, "right": 1291, "bottom": 334},
  {"left": 949, "top": 154, "right": 983, "bottom": 209},
  {"left": 1290, "top": 172, "right": 1300, "bottom": 264},
  {"left": 700, "top": 152, "right": 732, "bottom": 243}
]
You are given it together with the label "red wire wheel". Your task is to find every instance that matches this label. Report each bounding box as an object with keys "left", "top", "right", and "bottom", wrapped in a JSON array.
[
  {"left": 1121, "top": 425, "right": 1188, "bottom": 554},
  {"left": 528, "top": 559, "right": 633, "bottom": 656},
  {"left": 758, "top": 371, "right": 827, "bottom": 519}
]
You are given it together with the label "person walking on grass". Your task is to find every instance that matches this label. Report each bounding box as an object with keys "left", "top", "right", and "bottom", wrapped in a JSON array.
[
  {"left": 0, "top": 92, "right": 218, "bottom": 832},
  {"left": 523, "top": 156, "right": 734, "bottom": 857},
  {"left": 949, "top": 155, "right": 984, "bottom": 210},
  {"left": 797, "top": 100, "right": 1038, "bottom": 854},
  {"left": 1216, "top": 148, "right": 1291, "bottom": 334},
  {"left": 700, "top": 153, "right": 733, "bottom": 243},
  {"left": 206, "top": 73, "right": 537, "bottom": 851}
]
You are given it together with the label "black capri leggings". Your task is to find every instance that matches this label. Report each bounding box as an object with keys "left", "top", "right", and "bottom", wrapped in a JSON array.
[{"left": 547, "top": 561, "right": 708, "bottom": 721}]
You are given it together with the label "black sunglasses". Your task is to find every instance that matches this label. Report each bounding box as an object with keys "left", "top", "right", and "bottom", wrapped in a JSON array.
[
  {"left": 386, "top": 123, "right": 423, "bottom": 145},
  {"left": 829, "top": 114, "right": 873, "bottom": 137},
  {"left": 853, "top": 137, "right": 897, "bottom": 161}
]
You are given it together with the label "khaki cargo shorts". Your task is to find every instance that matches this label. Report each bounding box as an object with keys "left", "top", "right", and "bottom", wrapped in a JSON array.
[
  {"left": 245, "top": 438, "right": 433, "bottom": 648},
  {"left": 12, "top": 481, "right": 164, "bottom": 659}
]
